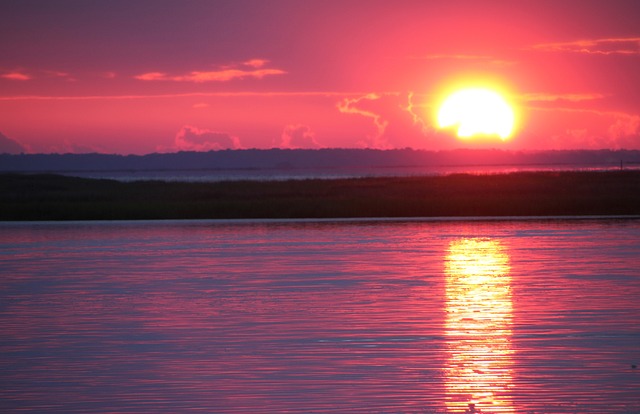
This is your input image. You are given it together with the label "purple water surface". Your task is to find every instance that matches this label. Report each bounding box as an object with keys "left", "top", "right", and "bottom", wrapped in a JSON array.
[{"left": 1, "top": 219, "right": 639, "bottom": 413}]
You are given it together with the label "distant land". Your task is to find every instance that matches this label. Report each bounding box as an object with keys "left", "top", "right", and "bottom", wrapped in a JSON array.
[{"left": 2, "top": 149, "right": 640, "bottom": 174}]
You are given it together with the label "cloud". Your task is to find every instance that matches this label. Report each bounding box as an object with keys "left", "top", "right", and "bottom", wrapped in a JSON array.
[
  {"left": 165, "top": 125, "right": 242, "bottom": 152},
  {"left": 1, "top": 69, "right": 77, "bottom": 81},
  {"left": 134, "top": 60, "right": 285, "bottom": 83},
  {"left": 0, "top": 132, "right": 26, "bottom": 154},
  {"left": 1, "top": 72, "right": 31, "bottom": 81},
  {"left": 134, "top": 72, "right": 170, "bottom": 81},
  {"left": 418, "top": 54, "right": 516, "bottom": 66},
  {"left": 278, "top": 124, "right": 320, "bottom": 149},
  {"left": 404, "top": 92, "right": 431, "bottom": 133},
  {"left": 549, "top": 121, "right": 640, "bottom": 150},
  {"left": 522, "top": 92, "right": 606, "bottom": 103},
  {"left": 336, "top": 92, "right": 435, "bottom": 149},
  {"left": 43, "top": 70, "right": 75, "bottom": 81},
  {"left": 532, "top": 37, "right": 640, "bottom": 56},
  {"left": 243, "top": 59, "right": 268, "bottom": 68},
  {"left": 522, "top": 93, "right": 608, "bottom": 112},
  {"left": 337, "top": 93, "right": 391, "bottom": 148},
  {"left": 138, "top": 68, "right": 285, "bottom": 82},
  {"left": 607, "top": 114, "right": 640, "bottom": 149},
  {"left": 422, "top": 54, "right": 490, "bottom": 60},
  {"left": 526, "top": 105, "right": 640, "bottom": 150}
]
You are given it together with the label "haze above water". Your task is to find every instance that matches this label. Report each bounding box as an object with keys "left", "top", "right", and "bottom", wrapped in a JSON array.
[{"left": 1, "top": 219, "right": 639, "bottom": 413}]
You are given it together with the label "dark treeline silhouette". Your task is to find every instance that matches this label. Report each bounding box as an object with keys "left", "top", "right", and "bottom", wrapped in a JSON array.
[{"left": 1, "top": 148, "right": 639, "bottom": 173}]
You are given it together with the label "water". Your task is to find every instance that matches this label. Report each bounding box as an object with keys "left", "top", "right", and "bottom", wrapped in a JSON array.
[{"left": 1, "top": 219, "right": 639, "bottom": 413}]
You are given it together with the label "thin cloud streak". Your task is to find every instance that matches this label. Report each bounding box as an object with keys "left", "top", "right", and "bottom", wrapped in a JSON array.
[
  {"left": 1, "top": 72, "right": 31, "bottom": 81},
  {"left": 134, "top": 59, "right": 286, "bottom": 83},
  {"left": 2, "top": 69, "right": 75, "bottom": 81},
  {"left": 522, "top": 92, "right": 607, "bottom": 103},
  {"left": 243, "top": 59, "right": 269, "bottom": 68},
  {"left": 532, "top": 37, "right": 640, "bottom": 55},
  {"left": 416, "top": 54, "right": 516, "bottom": 66}
]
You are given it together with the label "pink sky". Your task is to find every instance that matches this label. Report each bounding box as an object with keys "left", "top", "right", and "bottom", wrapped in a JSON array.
[{"left": 1, "top": 0, "right": 640, "bottom": 154}]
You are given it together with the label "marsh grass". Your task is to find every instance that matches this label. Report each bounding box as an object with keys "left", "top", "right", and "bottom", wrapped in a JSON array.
[{"left": 1, "top": 171, "right": 639, "bottom": 220}]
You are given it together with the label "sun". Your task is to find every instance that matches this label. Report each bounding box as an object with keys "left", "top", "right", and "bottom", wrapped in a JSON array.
[{"left": 437, "top": 88, "right": 515, "bottom": 140}]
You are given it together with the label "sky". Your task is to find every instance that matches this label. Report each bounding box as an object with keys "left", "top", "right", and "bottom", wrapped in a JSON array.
[{"left": 1, "top": 0, "right": 640, "bottom": 154}]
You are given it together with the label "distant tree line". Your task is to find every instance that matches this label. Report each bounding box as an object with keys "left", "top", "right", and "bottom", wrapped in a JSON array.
[{"left": 1, "top": 148, "right": 639, "bottom": 173}]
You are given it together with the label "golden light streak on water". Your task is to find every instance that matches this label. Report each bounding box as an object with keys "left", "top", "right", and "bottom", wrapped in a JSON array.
[{"left": 444, "top": 238, "right": 514, "bottom": 413}]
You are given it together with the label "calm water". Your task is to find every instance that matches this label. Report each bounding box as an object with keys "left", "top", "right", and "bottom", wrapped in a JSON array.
[{"left": 1, "top": 219, "right": 639, "bottom": 413}]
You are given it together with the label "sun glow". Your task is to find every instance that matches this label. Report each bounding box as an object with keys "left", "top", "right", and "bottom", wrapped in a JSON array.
[{"left": 437, "top": 88, "right": 516, "bottom": 140}]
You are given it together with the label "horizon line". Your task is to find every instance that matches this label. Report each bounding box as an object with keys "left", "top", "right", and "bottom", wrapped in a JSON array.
[{"left": 3, "top": 147, "right": 639, "bottom": 157}]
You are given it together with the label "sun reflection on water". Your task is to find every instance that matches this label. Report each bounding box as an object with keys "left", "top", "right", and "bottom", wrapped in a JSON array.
[{"left": 444, "top": 238, "right": 514, "bottom": 413}]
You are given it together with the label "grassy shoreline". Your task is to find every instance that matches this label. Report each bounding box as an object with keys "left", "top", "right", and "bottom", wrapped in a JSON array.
[{"left": 2, "top": 170, "right": 640, "bottom": 221}]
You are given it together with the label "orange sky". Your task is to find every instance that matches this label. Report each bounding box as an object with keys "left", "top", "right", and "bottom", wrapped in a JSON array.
[{"left": 1, "top": 0, "right": 639, "bottom": 154}]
